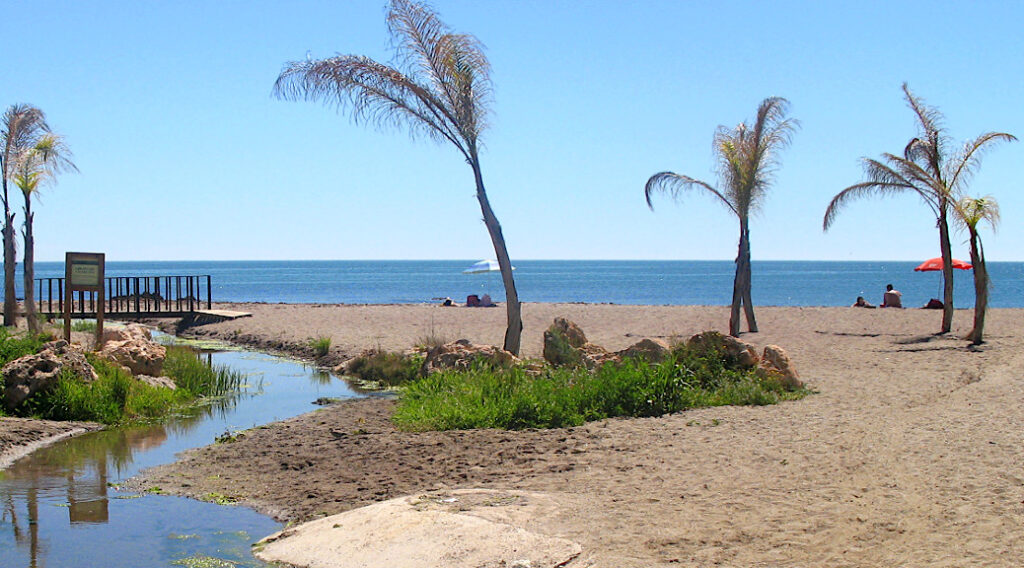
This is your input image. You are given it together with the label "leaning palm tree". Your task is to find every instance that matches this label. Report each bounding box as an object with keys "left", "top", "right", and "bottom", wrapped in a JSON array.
[
  {"left": 1, "top": 105, "right": 50, "bottom": 327},
  {"left": 272, "top": 0, "right": 523, "bottom": 354},
  {"left": 11, "top": 133, "right": 77, "bottom": 333},
  {"left": 954, "top": 196, "right": 999, "bottom": 344},
  {"left": 824, "top": 83, "right": 1015, "bottom": 333},
  {"left": 646, "top": 97, "right": 797, "bottom": 336}
]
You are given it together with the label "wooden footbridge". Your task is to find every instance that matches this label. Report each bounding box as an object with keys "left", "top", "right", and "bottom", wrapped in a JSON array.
[{"left": 33, "top": 274, "right": 247, "bottom": 321}]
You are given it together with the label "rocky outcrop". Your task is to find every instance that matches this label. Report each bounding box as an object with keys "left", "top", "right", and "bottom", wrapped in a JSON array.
[
  {"left": 759, "top": 345, "right": 803, "bottom": 390},
  {"left": 544, "top": 318, "right": 672, "bottom": 369},
  {"left": 99, "top": 323, "right": 166, "bottom": 377},
  {"left": 2, "top": 340, "right": 98, "bottom": 411},
  {"left": 421, "top": 340, "right": 518, "bottom": 374}
]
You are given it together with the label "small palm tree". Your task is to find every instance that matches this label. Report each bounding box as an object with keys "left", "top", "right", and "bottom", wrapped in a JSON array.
[
  {"left": 954, "top": 196, "right": 999, "bottom": 344},
  {"left": 645, "top": 97, "right": 797, "bottom": 336},
  {"left": 273, "top": 0, "right": 523, "bottom": 354},
  {"left": 824, "top": 84, "right": 1015, "bottom": 333},
  {"left": 11, "top": 133, "right": 76, "bottom": 333},
  {"left": 1, "top": 105, "right": 50, "bottom": 327}
]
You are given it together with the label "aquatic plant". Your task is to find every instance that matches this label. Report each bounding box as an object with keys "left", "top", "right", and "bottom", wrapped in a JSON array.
[{"left": 308, "top": 335, "right": 331, "bottom": 357}]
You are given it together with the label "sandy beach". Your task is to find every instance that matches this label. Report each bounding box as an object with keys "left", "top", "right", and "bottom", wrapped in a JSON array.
[{"left": 112, "top": 303, "right": 1024, "bottom": 566}]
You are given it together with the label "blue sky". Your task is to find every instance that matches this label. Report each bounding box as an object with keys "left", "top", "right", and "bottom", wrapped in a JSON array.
[{"left": 3, "top": 0, "right": 1022, "bottom": 262}]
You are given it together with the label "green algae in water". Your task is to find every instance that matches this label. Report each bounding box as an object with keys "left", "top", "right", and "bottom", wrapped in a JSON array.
[{"left": 172, "top": 554, "right": 238, "bottom": 567}]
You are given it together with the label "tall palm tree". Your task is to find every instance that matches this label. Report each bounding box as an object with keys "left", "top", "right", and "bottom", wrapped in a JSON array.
[
  {"left": 11, "top": 133, "right": 76, "bottom": 333},
  {"left": 824, "top": 83, "right": 1015, "bottom": 333},
  {"left": 645, "top": 97, "right": 797, "bottom": 336},
  {"left": 1, "top": 105, "right": 50, "bottom": 327},
  {"left": 954, "top": 196, "right": 999, "bottom": 345},
  {"left": 272, "top": 0, "right": 523, "bottom": 354}
]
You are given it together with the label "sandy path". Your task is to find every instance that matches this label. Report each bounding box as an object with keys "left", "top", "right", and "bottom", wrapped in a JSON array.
[{"left": 131, "top": 304, "right": 1024, "bottom": 567}]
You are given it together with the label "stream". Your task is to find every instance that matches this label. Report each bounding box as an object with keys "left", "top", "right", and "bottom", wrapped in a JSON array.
[{"left": 0, "top": 345, "right": 367, "bottom": 567}]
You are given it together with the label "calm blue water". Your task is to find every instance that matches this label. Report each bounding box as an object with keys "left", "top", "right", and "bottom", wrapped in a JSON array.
[{"left": 15, "top": 260, "right": 1024, "bottom": 308}]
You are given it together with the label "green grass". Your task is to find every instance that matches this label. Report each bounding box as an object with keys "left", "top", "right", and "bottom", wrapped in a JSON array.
[
  {"left": 0, "top": 328, "right": 46, "bottom": 366},
  {"left": 69, "top": 320, "right": 97, "bottom": 332},
  {"left": 393, "top": 346, "right": 808, "bottom": 431},
  {"left": 11, "top": 343, "right": 245, "bottom": 425},
  {"left": 308, "top": 335, "right": 332, "bottom": 357}
]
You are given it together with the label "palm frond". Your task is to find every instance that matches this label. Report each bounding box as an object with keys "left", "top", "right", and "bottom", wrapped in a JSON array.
[
  {"left": 2, "top": 105, "right": 50, "bottom": 178},
  {"left": 901, "top": 83, "right": 947, "bottom": 168},
  {"left": 947, "top": 131, "right": 1017, "bottom": 195},
  {"left": 644, "top": 171, "right": 737, "bottom": 216},
  {"left": 273, "top": 55, "right": 469, "bottom": 158},
  {"left": 823, "top": 156, "right": 938, "bottom": 230},
  {"left": 954, "top": 195, "right": 1000, "bottom": 233}
]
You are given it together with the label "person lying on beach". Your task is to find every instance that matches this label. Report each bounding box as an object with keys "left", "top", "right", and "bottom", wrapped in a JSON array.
[
  {"left": 881, "top": 284, "right": 903, "bottom": 308},
  {"left": 852, "top": 296, "right": 876, "bottom": 308}
]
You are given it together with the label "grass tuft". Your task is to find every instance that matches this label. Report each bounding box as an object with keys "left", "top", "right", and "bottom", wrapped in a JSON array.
[
  {"left": 393, "top": 344, "right": 808, "bottom": 431},
  {"left": 308, "top": 335, "right": 332, "bottom": 357},
  {"left": 343, "top": 350, "right": 422, "bottom": 387}
]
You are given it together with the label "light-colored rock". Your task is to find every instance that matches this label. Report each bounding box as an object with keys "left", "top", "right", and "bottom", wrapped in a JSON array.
[
  {"left": 616, "top": 338, "right": 671, "bottom": 363},
  {"left": 2, "top": 340, "right": 97, "bottom": 411},
  {"left": 254, "top": 489, "right": 585, "bottom": 568},
  {"left": 98, "top": 324, "right": 166, "bottom": 376},
  {"left": 543, "top": 318, "right": 619, "bottom": 369},
  {"left": 760, "top": 345, "right": 803, "bottom": 390},
  {"left": 421, "top": 340, "right": 517, "bottom": 374},
  {"left": 136, "top": 375, "right": 177, "bottom": 390}
]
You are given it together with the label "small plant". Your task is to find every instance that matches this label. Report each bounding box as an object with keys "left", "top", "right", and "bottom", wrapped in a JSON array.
[
  {"left": 163, "top": 346, "right": 244, "bottom": 397},
  {"left": 308, "top": 335, "right": 332, "bottom": 357},
  {"left": 70, "top": 320, "right": 97, "bottom": 332},
  {"left": 343, "top": 350, "right": 422, "bottom": 387}
]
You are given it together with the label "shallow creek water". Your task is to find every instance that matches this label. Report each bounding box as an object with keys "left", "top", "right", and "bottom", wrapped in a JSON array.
[{"left": 0, "top": 346, "right": 366, "bottom": 567}]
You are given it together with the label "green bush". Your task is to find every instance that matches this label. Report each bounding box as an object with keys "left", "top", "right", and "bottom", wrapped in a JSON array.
[
  {"left": 393, "top": 345, "right": 807, "bottom": 431},
  {"left": 0, "top": 328, "right": 45, "bottom": 366},
  {"left": 343, "top": 350, "right": 422, "bottom": 387}
]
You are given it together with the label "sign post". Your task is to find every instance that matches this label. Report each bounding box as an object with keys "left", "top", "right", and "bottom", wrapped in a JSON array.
[{"left": 64, "top": 252, "right": 105, "bottom": 347}]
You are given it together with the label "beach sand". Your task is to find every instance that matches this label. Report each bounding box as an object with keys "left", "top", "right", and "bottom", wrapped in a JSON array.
[{"left": 125, "top": 302, "right": 1024, "bottom": 566}]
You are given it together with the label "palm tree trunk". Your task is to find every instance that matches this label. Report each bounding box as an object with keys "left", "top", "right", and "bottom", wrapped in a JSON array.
[
  {"left": 938, "top": 205, "right": 954, "bottom": 333},
  {"left": 470, "top": 158, "right": 523, "bottom": 355},
  {"left": 22, "top": 206, "right": 37, "bottom": 334},
  {"left": 728, "top": 222, "right": 744, "bottom": 337},
  {"left": 967, "top": 231, "right": 988, "bottom": 345},
  {"left": 739, "top": 223, "right": 757, "bottom": 332},
  {"left": 3, "top": 213, "right": 15, "bottom": 327}
]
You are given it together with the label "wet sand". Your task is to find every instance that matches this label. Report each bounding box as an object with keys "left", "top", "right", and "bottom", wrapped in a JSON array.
[{"left": 124, "top": 303, "right": 1024, "bottom": 567}]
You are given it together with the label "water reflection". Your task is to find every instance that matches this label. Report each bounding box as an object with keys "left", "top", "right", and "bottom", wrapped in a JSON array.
[{"left": 0, "top": 347, "right": 360, "bottom": 567}]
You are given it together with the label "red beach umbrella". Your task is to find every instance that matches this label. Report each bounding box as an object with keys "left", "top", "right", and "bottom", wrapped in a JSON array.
[{"left": 913, "top": 257, "right": 972, "bottom": 272}]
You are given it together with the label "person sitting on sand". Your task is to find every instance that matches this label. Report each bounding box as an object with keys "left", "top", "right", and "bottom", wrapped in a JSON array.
[
  {"left": 881, "top": 284, "right": 903, "bottom": 308},
  {"left": 480, "top": 293, "right": 494, "bottom": 307},
  {"left": 852, "top": 296, "right": 876, "bottom": 308}
]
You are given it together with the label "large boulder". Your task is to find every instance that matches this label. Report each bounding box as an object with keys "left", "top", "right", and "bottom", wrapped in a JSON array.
[
  {"left": 760, "top": 345, "right": 803, "bottom": 390},
  {"left": 2, "top": 340, "right": 98, "bottom": 411},
  {"left": 421, "top": 339, "right": 517, "bottom": 374},
  {"left": 99, "top": 323, "right": 166, "bottom": 376},
  {"left": 686, "top": 331, "right": 759, "bottom": 368}
]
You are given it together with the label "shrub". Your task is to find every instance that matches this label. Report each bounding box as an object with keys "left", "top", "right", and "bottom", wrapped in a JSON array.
[
  {"left": 343, "top": 350, "right": 422, "bottom": 387},
  {"left": 308, "top": 336, "right": 332, "bottom": 357}
]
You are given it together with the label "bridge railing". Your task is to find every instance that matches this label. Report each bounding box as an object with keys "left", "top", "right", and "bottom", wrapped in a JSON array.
[{"left": 34, "top": 275, "right": 212, "bottom": 317}]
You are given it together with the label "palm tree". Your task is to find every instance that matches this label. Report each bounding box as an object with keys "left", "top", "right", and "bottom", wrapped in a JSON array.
[
  {"left": 272, "top": 0, "right": 523, "bottom": 354},
  {"left": 645, "top": 97, "right": 797, "bottom": 336},
  {"left": 954, "top": 196, "right": 999, "bottom": 344},
  {"left": 1, "top": 105, "right": 50, "bottom": 327},
  {"left": 824, "top": 84, "right": 1015, "bottom": 333},
  {"left": 11, "top": 132, "right": 76, "bottom": 333}
]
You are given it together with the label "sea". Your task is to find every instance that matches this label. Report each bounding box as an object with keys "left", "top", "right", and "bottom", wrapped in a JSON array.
[{"left": 12, "top": 259, "right": 1024, "bottom": 308}]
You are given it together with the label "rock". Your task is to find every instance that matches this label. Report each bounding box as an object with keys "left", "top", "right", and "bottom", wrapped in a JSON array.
[
  {"left": 101, "top": 323, "right": 152, "bottom": 344},
  {"left": 99, "top": 324, "right": 166, "bottom": 376},
  {"left": 136, "top": 375, "right": 177, "bottom": 390},
  {"left": 542, "top": 318, "right": 590, "bottom": 367},
  {"left": 2, "top": 340, "right": 98, "bottom": 411},
  {"left": 421, "top": 340, "right": 517, "bottom": 374},
  {"left": 686, "top": 331, "right": 759, "bottom": 368},
  {"left": 760, "top": 345, "right": 803, "bottom": 390},
  {"left": 616, "top": 338, "right": 671, "bottom": 363}
]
